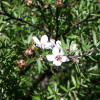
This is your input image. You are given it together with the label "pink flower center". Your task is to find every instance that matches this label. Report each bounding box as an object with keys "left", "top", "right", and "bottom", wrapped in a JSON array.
[{"left": 55, "top": 55, "right": 62, "bottom": 61}]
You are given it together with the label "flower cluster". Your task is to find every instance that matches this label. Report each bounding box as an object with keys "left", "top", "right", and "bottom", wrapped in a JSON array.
[
  {"left": 32, "top": 35, "right": 82, "bottom": 66},
  {"left": 17, "top": 35, "right": 82, "bottom": 68}
]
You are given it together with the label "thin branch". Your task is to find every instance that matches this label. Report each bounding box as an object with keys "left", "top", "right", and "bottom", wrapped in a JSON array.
[
  {"left": 36, "top": 1, "right": 48, "bottom": 25},
  {"left": 0, "top": 2, "right": 55, "bottom": 38},
  {"left": 66, "top": 14, "right": 91, "bottom": 33},
  {"left": 68, "top": 44, "right": 100, "bottom": 59},
  {"left": 48, "top": 3, "right": 56, "bottom": 20},
  {"left": 55, "top": 7, "right": 59, "bottom": 42}
]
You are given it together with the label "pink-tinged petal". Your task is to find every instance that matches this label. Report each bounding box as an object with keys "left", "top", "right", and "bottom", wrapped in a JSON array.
[
  {"left": 33, "top": 36, "right": 41, "bottom": 45},
  {"left": 53, "top": 60, "right": 62, "bottom": 66},
  {"left": 52, "top": 47, "right": 59, "bottom": 55},
  {"left": 46, "top": 55, "right": 55, "bottom": 62},
  {"left": 41, "top": 35, "right": 48, "bottom": 43},
  {"left": 62, "top": 56, "right": 69, "bottom": 62}
]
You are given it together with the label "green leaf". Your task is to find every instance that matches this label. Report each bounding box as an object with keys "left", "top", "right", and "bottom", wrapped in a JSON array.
[
  {"left": 28, "top": 33, "right": 33, "bottom": 44},
  {"left": 37, "top": 59, "right": 42, "bottom": 73},
  {"left": 2, "top": 1, "right": 10, "bottom": 7},
  {"left": 26, "top": 57, "right": 36, "bottom": 65},
  {"left": 88, "top": 64, "right": 98, "bottom": 71},
  {"left": 92, "top": 30, "right": 97, "bottom": 46},
  {"left": 71, "top": 75, "right": 76, "bottom": 86},
  {"left": 34, "top": 48, "right": 40, "bottom": 57},
  {"left": 61, "top": 36, "right": 66, "bottom": 52},
  {"left": 70, "top": 87, "right": 76, "bottom": 91},
  {"left": 47, "top": 95, "right": 55, "bottom": 99},
  {"left": 82, "top": 85, "right": 88, "bottom": 88},
  {"left": 42, "top": 49, "right": 49, "bottom": 58},
  {"left": 67, "top": 35, "right": 79, "bottom": 39},
  {"left": 32, "top": 96, "right": 41, "bottom": 100},
  {"left": 0, "top": 15, "right": 3, "bottom": 23},
  {"left": 70, "top": 41, "right": 75, "bottom": 51},
  {"left": 89, "top": 73, "right": 100, "bottom": 76},
  {"left": 67, "top": 80, "right": 70, "bottom": 89},
  {"left": 48, "top": 86, "right": 53, "bottom": 95},
  {"left": 89, "top": 56, "right": 97, "bottom": 62},
  {"left": 66, "top": 39, "right": 70, "bottom": 47},
  {"left": 54, "top": 82, "right": 57, "bottom": 92},
  {"left": 81, "top": 34, "right": 85, "bottom": 44},
  {"left": 59, "top": 85, "right": 68, "bottom": 92}
]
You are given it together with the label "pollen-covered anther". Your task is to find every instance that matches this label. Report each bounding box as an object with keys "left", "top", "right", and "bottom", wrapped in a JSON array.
[
  {"left": 55, "top": 0, "right": 63, "bottom": 7},
  {"left": 25, "top": 48, "right": 33, "bottom": 56}
]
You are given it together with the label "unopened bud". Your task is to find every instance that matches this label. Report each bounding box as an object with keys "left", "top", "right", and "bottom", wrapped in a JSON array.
[
  {"left": 17, "top": 59, "right": 26, "bottom": 68},
  {"left": 25, "top": 48, "right": 33, "bottom": 56},
  {"left": 55, "top": 0, "right": 63, "bottom": 7}
]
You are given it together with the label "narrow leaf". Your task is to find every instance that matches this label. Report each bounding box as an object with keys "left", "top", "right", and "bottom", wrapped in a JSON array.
[
  {"left": 71, "top": 75, "right": 76, "bottom": 86},
  {"left": 61, "top": 36, "right": 66, "bottom": 52},
  {"left": 37, "top": 59, "right": 42, "bottom": 73},
  {"left": 48, "top": 86, "right": 53, "bottom": 95},
  {"left": 92, "top": 30, "right": 97, "bottom": 46},
  {"left": 59, "top": 85, "right": 68, "bottom": 92},
  {"left": 88, "top": 64, "right": 98, "bottom": 71},
  {"left": 67, "top": 35, "right": 79, "bottom": 39},
  {"left": 34, "top": 48, "right": 40, "bottom": 57},
  {"left": 2, "top": 1, "right": 10, "bottom": 7}
]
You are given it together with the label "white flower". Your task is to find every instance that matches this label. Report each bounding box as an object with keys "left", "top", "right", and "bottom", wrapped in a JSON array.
[
  {"left": 33, "top": 35, "right": 53, "bottom": 49},
  {"left": 46, "top": 47, "right": 69, "bottom": 66}
]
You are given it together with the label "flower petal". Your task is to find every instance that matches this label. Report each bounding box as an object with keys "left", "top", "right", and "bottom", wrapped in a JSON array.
[
  {"left": 73, "top": 44, "right": 77, "bottom": 50},
  {"left": 53, "top": 60, "right": 62, "bottom": 66},
  {"left": 62, "top": 56, "right": 69, "bottom": 62},
  {"left": 33, "top": 36, "right": 41, "bottom": 45},
  {"left": 50, "top": 39, "right": 55, "bottom": 46},
  {"left": 45, "top": 42, "right": 53, "bottom": 49},
  {"left": 46, "top": 54, "right": 55, "bottom": 62},
  {"left": 56, "top": 40, "right": 62, "bottom": 49},
  {"left": 59, "top": 48, "right": 65, "bottom": 55},
  {"left": 52, "top": 47, "right": 59, "bottom": 55},
  {"left": 41, "top": 35, "right": 48, "bottom": 43}
]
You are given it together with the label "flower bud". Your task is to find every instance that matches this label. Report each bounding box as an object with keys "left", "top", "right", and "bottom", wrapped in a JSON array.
[
  {"left": 66, "top": 47, "right": 70, "bottom": 51},
  {"left": 17, "top": 59, "right": 26, "bottom": 68},
  {"left": 55, "top": 0, "right": 63, "bottom": 7},
  {"left": 31, "top": 44, "right": 38, "bottom": 50},
  {"left": 30, "top": 12, "right": 34, "bottom": 16},
  {"left": 25, "top": 0, "right": 32, "bottom": 7},
  {"left": 25, "top": 48, "right": 33, "bottom": 56}
]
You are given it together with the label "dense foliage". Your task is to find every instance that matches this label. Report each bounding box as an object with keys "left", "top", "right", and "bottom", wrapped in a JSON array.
[{"left": 0, "top": 0, "right": 100, "bottom": 100}]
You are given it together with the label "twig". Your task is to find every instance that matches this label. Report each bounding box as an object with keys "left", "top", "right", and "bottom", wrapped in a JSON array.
[
  {"left": 0, "top": 1, "right": 55, "bottom": 38},
  {"left": 48, "top": 3, "right": 56, "bottom": 20},
  {"left": 66, "top": 14, "right": 91, "bottom": 33},
  {"left": 55, "top": 7, "right": 59, "bottom": 42},
  {"left": 68, "top": 44, "right": 100, "bottom": 58},
  {"left": 36, "top": 1, "right": 48, "bottom": 25}
]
